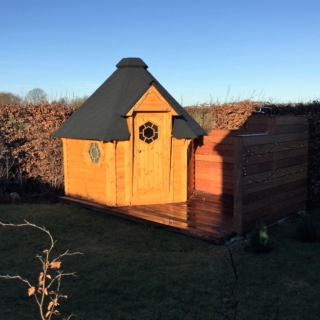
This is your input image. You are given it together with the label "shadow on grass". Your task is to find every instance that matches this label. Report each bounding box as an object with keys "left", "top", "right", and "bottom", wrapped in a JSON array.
[{"left": 0, "top": 177, "right": 63, "bottom": 204}]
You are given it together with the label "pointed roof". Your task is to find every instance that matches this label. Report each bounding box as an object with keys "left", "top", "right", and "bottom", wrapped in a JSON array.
[{"left": 52, "top": 58, "right": 205, "bottom": 141}]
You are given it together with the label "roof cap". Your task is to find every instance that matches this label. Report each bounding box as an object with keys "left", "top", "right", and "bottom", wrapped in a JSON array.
[{"left": 116, "top": 58, "right": 148, "bottom": 69}]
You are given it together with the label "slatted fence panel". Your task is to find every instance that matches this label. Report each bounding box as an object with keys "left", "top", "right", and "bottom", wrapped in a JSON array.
[
  {"left": 234, "top": 116, "right": 308, "bottom": 234},
  {"left": 195, "top": 130, "right": 236, "bottom": 195}
]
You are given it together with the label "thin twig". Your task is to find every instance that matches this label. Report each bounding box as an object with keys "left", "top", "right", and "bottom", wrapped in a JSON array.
[{"left": 0, "top": 220, "right": 82, "bottom": 319}]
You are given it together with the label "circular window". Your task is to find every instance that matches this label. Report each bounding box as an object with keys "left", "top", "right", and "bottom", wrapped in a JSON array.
[
  {"left": 88, "top": 143, "right": 101, "bottom": 163},
  {"left": 139, "top": 121, "right": 159, "bottom": 144}
]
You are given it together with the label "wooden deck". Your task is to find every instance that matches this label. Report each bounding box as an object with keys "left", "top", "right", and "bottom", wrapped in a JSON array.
[{"left": 60, "top": 191, "right": 235, "bottom": 244}]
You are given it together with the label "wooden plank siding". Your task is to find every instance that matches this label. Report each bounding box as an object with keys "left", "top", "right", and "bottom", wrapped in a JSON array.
[
  {"left": 195, "top": 131, "right": 235, "bottom": 196},
  {"left": 193, "top": 115, "right": 308, "bottom": 235},
  {"left": 62, "top": 139, "right": 69, "bottom": 195},
  {"left": 187, "top": 140, "right": 195, "bottom": 198},
  {"left": 63, "top": 138, "right": 109, "bottom": 205},
  {"left": 239, "top": 132, "right": 308, "bottom": 146},
  {"left": 105, "top": 141, "right": 116, "bottom": 206},
  {"left": 172, "top": 138, "right": 189, "bottom": 202},
  {"left": 115, "top": 140, "right": 127, "bottom": 206},
  {"left": 233, "top": 136, "right": 244, "bottom": 234},
  {"left": 233, "top": 116, "right": 309, "bottom": 234}
]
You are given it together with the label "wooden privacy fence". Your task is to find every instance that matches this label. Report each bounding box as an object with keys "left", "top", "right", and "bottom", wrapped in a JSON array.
[
  {"left": 195, "top": 130, "right": 236, "bottom": 196},
  {"left": 195, "top": 115, "right": 309, "bottom": 235}
]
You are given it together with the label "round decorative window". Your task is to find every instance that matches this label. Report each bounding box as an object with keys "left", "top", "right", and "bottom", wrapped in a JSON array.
[
  {"left": 88, "top": 143, "right": 101, "bottom": 163},
  {"left": 139, "top": 121, "right": 159, "bottom": 144}
]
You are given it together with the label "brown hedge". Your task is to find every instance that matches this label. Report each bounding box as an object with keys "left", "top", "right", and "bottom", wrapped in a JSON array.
[
  {"left": 0, "top": 104, "right": 75, "bottom": 190},
  {"left": 185, "top": 100, "right": 261, "bottom": 133},
  {"left": 1, "top": 100, "right": 319, "bottom": 203}
]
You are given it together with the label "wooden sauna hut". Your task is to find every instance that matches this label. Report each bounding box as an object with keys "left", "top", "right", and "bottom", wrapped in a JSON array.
[
  {"left": 53, "top": 58, "right": 308, "bottom": 242},
  {"left": 52, "top": 58, "right": 206, "bottom": 207}
]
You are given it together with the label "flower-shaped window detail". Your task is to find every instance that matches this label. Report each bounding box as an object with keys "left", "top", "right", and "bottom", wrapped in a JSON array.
[
  {"left": 139, "top": 121, "right": 159, "bottom": 144},
  {"left": 88, "top": 143, "right": 101, "bottom": 163}
]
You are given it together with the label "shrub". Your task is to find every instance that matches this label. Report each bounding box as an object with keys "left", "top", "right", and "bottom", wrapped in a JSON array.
[
  {"left": 0, "top": 104, "right": 75, "bottom": 201},
  {"left": 249, "top": 225, "right": 271, "bottom": 253},
  {"left": 296, "top": 216, "right": 317, "bottom": 242},
  {"left": 0, "top": 220, "right": 82, "bottom": 319}
]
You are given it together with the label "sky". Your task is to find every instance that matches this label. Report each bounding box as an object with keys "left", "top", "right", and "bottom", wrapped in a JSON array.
[{"left": 1, "top": 0, "right": 319, "bottom": 106}]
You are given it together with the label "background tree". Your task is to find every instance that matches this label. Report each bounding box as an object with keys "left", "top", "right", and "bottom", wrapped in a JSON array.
[
  {"left": 25, "top": 88, "right": 48, "bottom": 104},
  {"left": 51, "top": 95, "right": 88, "bottom": 108},
  {"left": 70, "top": 95, "right": 88, "bottom": 108},
  {"left": 0, "top": 92, "right": 21, "bottom": 105}
]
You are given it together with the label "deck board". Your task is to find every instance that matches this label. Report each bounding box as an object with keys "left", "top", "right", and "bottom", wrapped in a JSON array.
[{"left": 59, "top": 191, "right": 235, "bottom": 244}]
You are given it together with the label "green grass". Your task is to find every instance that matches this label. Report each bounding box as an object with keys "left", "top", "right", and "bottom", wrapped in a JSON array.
[{"left": 0, "top": 203, "right": 319, "bottom": 319}]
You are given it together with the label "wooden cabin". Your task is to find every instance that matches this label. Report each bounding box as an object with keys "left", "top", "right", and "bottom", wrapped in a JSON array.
[
  {"left": 53, "top": 58, "right": 308, "bottom": 242},
  {"left": 52, "top": 58, "right": 205, "bottom": 206}
]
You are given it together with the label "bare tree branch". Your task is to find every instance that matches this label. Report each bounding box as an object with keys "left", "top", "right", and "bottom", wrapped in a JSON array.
[{"left": 0, "top": 220, "right": 82, "bottom": 319}]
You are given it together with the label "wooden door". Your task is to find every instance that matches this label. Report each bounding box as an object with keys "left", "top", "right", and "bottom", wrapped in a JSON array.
[{"left": 131, "top": 112, "right": 171, "bottom": 204}]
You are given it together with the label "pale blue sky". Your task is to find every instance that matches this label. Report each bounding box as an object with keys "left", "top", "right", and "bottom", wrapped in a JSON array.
[{"left": 1, "top": 0, "right": 319, "bottom": 106}]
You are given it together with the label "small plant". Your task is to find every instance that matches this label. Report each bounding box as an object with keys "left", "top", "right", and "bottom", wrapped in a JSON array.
[
  {"left": 0, "top": 220, "right": 82, "bottom": 319},
  {"left": 249, "top": 225, "right": 271, "bottom": 253},
  {"left": 296, "top": 216, "right": 317, "bottom": 242}
]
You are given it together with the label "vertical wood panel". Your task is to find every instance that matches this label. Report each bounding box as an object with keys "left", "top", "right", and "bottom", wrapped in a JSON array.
[
  {"left": 234, "top": 137, "right": 244, "bottom": 234},
  {"left": 125, "top": 117, "right": 133, "bottom": 204},
  {"left": 62, "top": 138, "right": 69, "bottom": 195},
  {"left": 172, "top": 138, "right": 182, "bottom": 202},
  {"left": 169, "top": 137, "right": 174, "bottom": 202},
  {"left": 115, "top": 141, "right": 126, "bottom": 205},
  {"left": 106, "top": 141, "right": 116, "bottom": 206},
  {"left": 181, "top": 139, "right": 188, "bottom": 201},
  {"left": 187, "top": 139, "right": 195, "bottom": 198},
  {"left": 126, "top": 85, "right": 179, "bottom": 116},
  {"left": 171, "top": 138, "right": 189, "bottom": 202}
]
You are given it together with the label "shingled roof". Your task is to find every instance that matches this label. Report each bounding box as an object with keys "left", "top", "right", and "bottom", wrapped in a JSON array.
[{"left": 52, "top": 58, "right": 205, "bottom": 141}]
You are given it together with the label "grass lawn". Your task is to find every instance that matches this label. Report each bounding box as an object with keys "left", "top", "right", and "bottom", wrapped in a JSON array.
[{"left": 0, "top": 203, "right": 319, "bottom": 319}]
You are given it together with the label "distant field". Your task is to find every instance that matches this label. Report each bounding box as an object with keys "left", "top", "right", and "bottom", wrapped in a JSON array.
[{"left": 0, "top": 203, "right": 319, "bottom": 319}]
